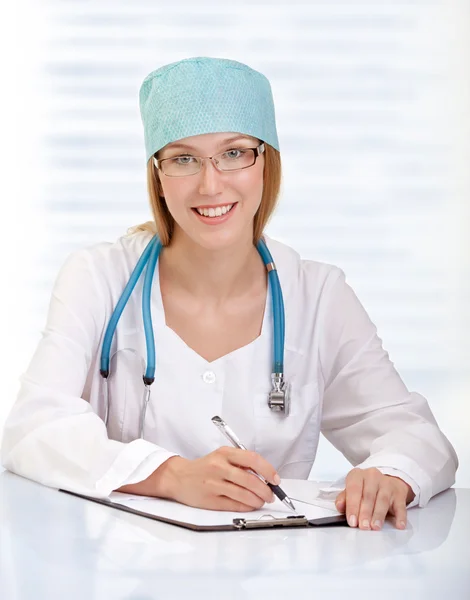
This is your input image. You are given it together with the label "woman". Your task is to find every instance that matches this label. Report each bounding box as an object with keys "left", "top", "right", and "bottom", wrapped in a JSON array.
[{"left": 1, "top": 57, "right": 458, "bottom": 531}]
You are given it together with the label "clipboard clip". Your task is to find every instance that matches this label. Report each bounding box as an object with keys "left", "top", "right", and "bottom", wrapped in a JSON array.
[{"left": 233, "top": 514, "right": 308, "bottom": 529}]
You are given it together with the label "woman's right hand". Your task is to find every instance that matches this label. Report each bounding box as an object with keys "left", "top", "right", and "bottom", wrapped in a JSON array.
[{"left": 153, "top": 446, "right": 281, "bottom": 511}]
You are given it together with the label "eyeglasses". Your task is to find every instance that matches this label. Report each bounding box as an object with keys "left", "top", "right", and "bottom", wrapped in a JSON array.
[{"left": 153, "top": 143, "right": 265, "bottom": 177}]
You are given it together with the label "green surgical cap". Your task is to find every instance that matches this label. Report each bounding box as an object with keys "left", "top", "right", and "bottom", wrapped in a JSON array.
[{"left": 139, "top": 56, "right": 280, "bottom": 162}]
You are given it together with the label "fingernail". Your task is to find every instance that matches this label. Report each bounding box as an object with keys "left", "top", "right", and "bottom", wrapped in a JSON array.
[
  {"left": 399, "top": 521, "right": 406, "bottom": 529},
  {"left": 362, "top": 519, "right": 370, "bottom": 529},
  {"left": 373, "top": 520, "right": 382, "bottom": 530},
  {"left": 348, "top": 514, "right": 357, "bottom": 528},
  {"left": 273, "top": 473, "right": 281, "bottom": 485}
]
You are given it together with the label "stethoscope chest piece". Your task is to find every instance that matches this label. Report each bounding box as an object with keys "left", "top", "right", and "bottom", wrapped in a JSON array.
[{"left": 268, "top": 373, "right": 290, "bottom": 415}]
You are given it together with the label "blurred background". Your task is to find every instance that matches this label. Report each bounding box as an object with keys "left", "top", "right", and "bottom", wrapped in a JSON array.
[{"left": 1, "top": 0, "right": 469, "bottom": 485}]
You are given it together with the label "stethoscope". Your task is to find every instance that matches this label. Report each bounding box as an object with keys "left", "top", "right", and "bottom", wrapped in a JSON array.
[{"left": 99, "top": 235, "right": 289, "bottom": 438}]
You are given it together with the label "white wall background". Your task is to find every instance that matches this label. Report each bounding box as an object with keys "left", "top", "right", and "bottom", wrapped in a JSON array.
[{"left": 1, "top": 0, "right": 469, "bottom": 485}]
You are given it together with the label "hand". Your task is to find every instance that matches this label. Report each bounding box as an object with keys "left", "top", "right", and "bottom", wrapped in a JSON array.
[
  {"left": 334, "top": 467, "right": 415, "bottom": 531},
  {"left": 152, "top": 447, "right": 280, "bottom": 512}
]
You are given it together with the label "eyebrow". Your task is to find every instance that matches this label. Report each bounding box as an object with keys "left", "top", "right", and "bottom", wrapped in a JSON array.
[{"left": 163, "top": 135, "right": 256, "bottom": 154}]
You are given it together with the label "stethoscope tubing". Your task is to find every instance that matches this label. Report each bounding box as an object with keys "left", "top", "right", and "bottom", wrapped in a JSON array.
[
  {"left": 100, "top": 235, "right": 285, "bottom": 390},
  {"left": 100, "top": 236, "right": 157, "bottom": 378},
  {"left": 257, "top": 240, "right": 284, "bottom": 373},
  {"left": 142, "top": 238, "right": 162, "bottom": 383}
]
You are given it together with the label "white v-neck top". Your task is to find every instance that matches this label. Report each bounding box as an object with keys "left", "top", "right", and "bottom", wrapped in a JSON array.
[{"left": 0, "top": 232, "right": 458, "bottom": 507}]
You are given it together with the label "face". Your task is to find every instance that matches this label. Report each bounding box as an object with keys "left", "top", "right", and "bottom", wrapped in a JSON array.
[{"left": 156, "top": 132, "right": 265, "bottom": 250}]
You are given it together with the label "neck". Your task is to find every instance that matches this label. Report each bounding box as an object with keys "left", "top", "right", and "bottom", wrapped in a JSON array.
[{"left": 159, "top": 229, "right": 266, "bottom": 305}]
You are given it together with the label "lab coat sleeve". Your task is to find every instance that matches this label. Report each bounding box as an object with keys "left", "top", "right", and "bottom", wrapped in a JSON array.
[
  {"left": 0, "top": 248, "right": 178, "bottom": 498},
  {"left": 318, "top": 269, "right": 458, "bottom": 507}
]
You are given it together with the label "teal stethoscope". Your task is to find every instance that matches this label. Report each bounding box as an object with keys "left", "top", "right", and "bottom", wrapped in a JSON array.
[{"left": 99, "top": 235, "right": 289, "bottom": 438}]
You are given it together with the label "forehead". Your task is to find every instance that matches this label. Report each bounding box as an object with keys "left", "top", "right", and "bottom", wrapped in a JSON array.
[{"left": 161, "top": 132, "right": 258, "bottom": 153}]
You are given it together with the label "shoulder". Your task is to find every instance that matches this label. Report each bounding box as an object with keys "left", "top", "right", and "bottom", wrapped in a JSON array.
[
  {"left": 81, "top": 230, "right": 154, "bottom": 269},
  {"left": 56, "top": 231, "right": 155, "bottom": 295},
  {"left": 264, "top": 236, "right": 376, "bottom": 342},
  {"left": 65, "top": 230, "right": 154, "bottom": 273},
  {"left": 263, "top": 234, "right": 345, "bottom": 300}
]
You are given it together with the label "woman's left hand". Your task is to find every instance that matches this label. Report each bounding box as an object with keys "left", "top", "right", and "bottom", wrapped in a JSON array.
[{"left": 334, "top": 467, "right": 415, "bottom": 531}]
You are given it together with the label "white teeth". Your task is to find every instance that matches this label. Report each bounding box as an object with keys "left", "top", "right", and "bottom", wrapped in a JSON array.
[{"left": 196, "top": 204, "right": 233, "bottom": 217}]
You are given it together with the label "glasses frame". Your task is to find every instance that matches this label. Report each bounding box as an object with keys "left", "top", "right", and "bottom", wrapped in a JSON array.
[{"left": 153, "top": 143, "right": 265, "bottom": 177}]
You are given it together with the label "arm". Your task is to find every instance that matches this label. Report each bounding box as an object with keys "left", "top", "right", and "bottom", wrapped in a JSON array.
[
  {"left": 319, "top": 270, "right": 458, "bottom": 508},
  {"left": 0, "top": 248, "right": 177, "bottom": 498}
]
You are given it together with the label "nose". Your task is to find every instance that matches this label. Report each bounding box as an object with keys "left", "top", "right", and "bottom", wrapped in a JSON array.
[{"left": 198, "top": 157, "right": 224, "bottom": 196}]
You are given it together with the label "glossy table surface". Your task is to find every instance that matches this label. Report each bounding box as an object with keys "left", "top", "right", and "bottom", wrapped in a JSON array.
[{"left": 1, "top": 471, "right": 469, "bottom": 600}]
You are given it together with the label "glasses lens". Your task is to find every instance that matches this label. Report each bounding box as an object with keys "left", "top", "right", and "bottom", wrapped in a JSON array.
[
  {"left": 162, "top": 156, "right": 201, "bottom": 176},
  {"left": 217, "top": 148, "right": 255, "bottom": 171},
  {"left": 161, "top": 149, "right": 256, "bottom": 176}
]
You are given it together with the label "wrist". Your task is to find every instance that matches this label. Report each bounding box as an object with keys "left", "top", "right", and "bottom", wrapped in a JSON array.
[{"left": 153, "top": 455, "right": 186, "bottom": 499}]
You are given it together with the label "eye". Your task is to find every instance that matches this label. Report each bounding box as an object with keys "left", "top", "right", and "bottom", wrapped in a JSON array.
[
  {"left": 173, "top": 155, "right": 196, "bottom": 165},
  {"left": 223, "top": 148, "right": 245, "bottom": 160}
]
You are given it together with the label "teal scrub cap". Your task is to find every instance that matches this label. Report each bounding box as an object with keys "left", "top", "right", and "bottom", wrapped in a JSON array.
[{"left": 139, "top": 56, "right": 280, "bottom": 162}]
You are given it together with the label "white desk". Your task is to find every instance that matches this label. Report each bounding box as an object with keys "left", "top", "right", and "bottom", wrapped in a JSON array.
[{"left": 1, "top": 471, "right": 468, "bottom": 600}]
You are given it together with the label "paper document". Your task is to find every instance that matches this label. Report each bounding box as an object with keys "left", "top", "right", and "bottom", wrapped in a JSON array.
[{"left": 109, "top": 480, "right": 341, "bottom": 528}]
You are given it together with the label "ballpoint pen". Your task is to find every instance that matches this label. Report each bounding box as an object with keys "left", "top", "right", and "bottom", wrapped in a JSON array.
[{"left": 211, "top": 415, "right": 297, "bottom": 513}]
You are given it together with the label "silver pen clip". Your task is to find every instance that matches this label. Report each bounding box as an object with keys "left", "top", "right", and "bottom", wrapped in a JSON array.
[{"left": 211, "top": 416, "right": 247, "bottom": 450}]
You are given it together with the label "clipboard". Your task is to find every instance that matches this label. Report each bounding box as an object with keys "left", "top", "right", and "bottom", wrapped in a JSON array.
[{"left": 59, "top": 488, "right": 348, "bottom": 531}]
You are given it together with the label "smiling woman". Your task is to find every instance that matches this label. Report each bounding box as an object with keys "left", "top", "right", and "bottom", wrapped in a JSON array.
[{"left": 1, "top": 56, "right": 458, "bottom": 532}]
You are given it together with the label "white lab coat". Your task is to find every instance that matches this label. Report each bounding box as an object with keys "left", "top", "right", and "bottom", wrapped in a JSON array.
[{"left": 1, "top": 232, "right": 458, "bottom": 506}]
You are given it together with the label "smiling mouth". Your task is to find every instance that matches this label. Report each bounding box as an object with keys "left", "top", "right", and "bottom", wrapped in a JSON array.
[{"left": 191, "top": 203, "right": 236, "bottom": 218}]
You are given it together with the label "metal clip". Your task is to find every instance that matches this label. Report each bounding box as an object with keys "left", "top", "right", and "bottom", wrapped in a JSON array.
[
  {"left": 268, "top": 373, "right": 290, "bottom": 414},
  {"left": 233, "top": 514, "right": 307, "bottom": 529},
  {"left": 139, "top": 384, "right": 152, "bottom": 439}
]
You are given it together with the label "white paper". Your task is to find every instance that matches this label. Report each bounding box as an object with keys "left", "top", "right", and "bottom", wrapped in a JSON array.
[
  {"left": 109, "top": 480, "right": 341, "bottom": 528},
  {"left": 313, "top": 476, "right": 346, "bottom": 509}
]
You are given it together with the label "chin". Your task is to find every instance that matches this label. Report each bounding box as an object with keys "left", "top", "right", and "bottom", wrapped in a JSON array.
[{"left": 189, "top": 227, "right": 252, "bottom": 253}]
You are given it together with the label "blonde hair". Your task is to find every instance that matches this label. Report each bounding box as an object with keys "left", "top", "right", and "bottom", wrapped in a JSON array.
[{"left": 129, "top": 143, "right": 282, "bottom": 246}]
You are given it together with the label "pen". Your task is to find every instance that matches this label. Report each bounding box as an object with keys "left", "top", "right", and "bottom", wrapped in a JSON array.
[{"left": 211, "top": 415, "right": 297, "bottom": 513}]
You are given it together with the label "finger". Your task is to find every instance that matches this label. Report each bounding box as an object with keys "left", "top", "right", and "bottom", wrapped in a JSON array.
[
  {"left": 218, "top": 497, "right": 257, "bottom": 512},
  {"left": 225, "top": 466, "right": 275, "bottom": 504},
  {"left": 390, "top": 495, "right": 408, "bottom": 530},
  {"left": 216, "top": 480, "right": 267, "bottom": 510},
  {"left": 335, "top": 490, "right": 346, "bottom": 513},
  {"left": 223, "top": 447, "right": 280, "bottom": 486},
  {"left": 208, "top": 449, "right": 274, "bottom": 504},
  {"left": 357, "top": 470, "right": 381, "bottom": 530},
  {"left": 344, "top": 469, "right": 364, "bottom": 528},
  {"left": 370, "top": 484, "right": 393, "bottom": 530},
  {"left": 205, "top": 495, "right": 255, "bottom": 513}
]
